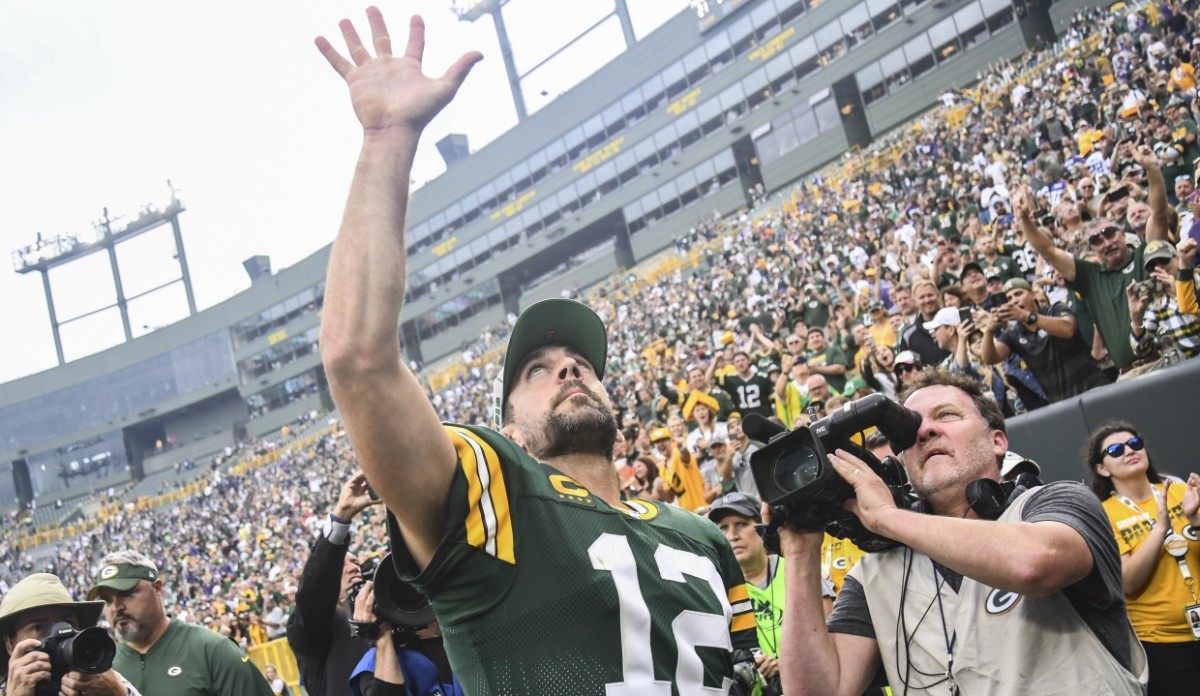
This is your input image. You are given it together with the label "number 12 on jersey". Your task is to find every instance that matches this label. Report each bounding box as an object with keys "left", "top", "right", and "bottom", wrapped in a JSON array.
[{"left": 588, "top": 533, "right": 736, "bottom": 695}]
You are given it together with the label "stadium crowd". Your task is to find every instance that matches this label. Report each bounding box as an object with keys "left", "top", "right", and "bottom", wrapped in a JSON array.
[{"left": 3, "top": 2, "right": 1200, "bottom": 695}]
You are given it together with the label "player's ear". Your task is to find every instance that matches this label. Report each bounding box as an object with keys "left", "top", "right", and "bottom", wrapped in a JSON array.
[{"left": 501, "top": 424, "right": 528, "bottom": 452}]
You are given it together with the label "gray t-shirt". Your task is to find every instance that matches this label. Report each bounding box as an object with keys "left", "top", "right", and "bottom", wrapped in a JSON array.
[
  {"left": 730, "top": 442, "right": 761, "bottom": 497},
  {"left": 827, "top": 481, "right": 1133, "bottom": 670}
]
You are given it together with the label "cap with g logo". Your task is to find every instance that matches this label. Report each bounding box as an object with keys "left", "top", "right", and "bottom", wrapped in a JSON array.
[{"left": 87, "top": 563, "right": 159, "bottom": 600}]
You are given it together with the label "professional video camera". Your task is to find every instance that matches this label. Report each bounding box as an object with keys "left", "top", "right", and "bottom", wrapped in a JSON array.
[
  {"left": 34, "top": 622, "right": 116, "bottom": 696},
  {"left": 345, "top": 554, "right": 436, "bottom": 646},
  {"left": 746, "top": 393, "right": 922, "bottom": 552}
]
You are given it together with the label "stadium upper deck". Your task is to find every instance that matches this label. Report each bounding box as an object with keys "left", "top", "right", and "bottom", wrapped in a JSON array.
[{"left": 0, "top": 0, "right": 1093, "bottom": 509}]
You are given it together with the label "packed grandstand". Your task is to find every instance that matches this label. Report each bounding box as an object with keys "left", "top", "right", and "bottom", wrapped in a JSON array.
[{"left": 3, "top": 1, "right": 1200, "bottom": 693}]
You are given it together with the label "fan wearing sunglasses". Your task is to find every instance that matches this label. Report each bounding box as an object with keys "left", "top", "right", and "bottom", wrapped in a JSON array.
[
  {"left": 1087, "top": 421, "right": 1200, "bottom": 695},
  {"left": 1016, "top": 143, "right": 1172, "bottom": 372}
]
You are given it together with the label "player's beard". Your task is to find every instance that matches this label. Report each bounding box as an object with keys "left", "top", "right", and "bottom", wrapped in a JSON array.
[{"left": 520, "top": 383, "right": 618, "bottom": 461}]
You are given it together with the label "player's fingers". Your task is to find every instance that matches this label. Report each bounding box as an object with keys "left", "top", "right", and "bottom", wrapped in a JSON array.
[
  {"left": 366, "top": 6, "right": 392, "bottom": 56},
  {"left": 315, "top": 36, "right": 355, "bottom": 78},
  {"left": 442, "top": 51, "right": 484, "bottom": 91},
  {"left": 340, "top": 18, "right": 372, "bottom": 66},
  {"left": 405, "top": 15, "right": 426, "bottom": 63}
]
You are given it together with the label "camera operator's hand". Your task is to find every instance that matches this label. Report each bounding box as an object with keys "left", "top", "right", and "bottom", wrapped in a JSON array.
[
  {"left": 334, "top": 469, "right": 382, "bottom": 522},
  {"left": 755, "top": 653, "right": 780, "bottom": 681},
  {"left": 6, "top": 639, "right": 51, "bottom": 696},
  {"left": 353, "top": 579, "right": 378, "bottom": 626},
  {"left": 60, "top": 669, "right": 127, "bottom": 696},
  {"left": 760, "top": 503, "right": 822, "bottom": 559},
  {"left": 828, "top": 449, "right": 898, "bottom": 535}
]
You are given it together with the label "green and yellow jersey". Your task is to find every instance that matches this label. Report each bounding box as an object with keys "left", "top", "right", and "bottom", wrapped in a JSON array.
[{"left": 388, "top": 423, "right": 757, "bottom": 695}]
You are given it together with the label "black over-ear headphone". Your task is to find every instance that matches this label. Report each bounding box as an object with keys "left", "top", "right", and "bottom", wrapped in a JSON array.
[{"left": 910, "top": 472, "right": 1042, "bottom": 519}]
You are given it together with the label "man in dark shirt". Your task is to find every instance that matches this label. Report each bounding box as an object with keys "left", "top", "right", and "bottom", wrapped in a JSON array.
[
  {"left": 286, "top": 470, "right": 379, "bottom": 696},
  {"left": 979, "top": 278, "right": 1109, "bottom": 403},
  {"left": 803, "top": 327, "right": 851, "bottom": 394},
  {"left": 713, "top": 350, "right": 777, "bottom": 419},
  {"left": 900, "top": 279, "right": 951, "bottom": 366}
]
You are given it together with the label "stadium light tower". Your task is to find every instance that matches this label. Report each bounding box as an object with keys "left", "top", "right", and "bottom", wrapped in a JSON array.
[
  {"left": 10, "top": 182, "right": 196, "bottom": 366},
  {"left": 450, "top": 0, "right": 637, "bottom": 122}
]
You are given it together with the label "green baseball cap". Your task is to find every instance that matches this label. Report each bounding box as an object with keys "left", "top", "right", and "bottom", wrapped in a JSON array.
[
  {"left": 87, "top": 562, "right": 159, "bottom": 600},
  {"left": 501, "top": 299, "right": 608, "bottom": 417}
]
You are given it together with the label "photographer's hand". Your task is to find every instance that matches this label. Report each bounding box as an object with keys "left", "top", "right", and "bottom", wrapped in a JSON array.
[
  {"left": 335, "top": 469, "right": 382, "bottom": 522},
  {"left": 755, "top": 653, "right": 781, "bottom": 680},
  {"left": 828, "top": 449, "right": 898, "bottom": 534},
  {"left": 6, "top": 639, "right": 51, "bottom": 696},
  {"left": 353, "top": 579, "right": 379, "bottom": 625},
  {"left": 60, "top": 669, "right": 126, "bottom": 696}
]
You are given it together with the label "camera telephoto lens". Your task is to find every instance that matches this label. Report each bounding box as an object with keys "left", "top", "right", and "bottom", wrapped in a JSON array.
[
  {"left": 62, "top": 626, "right": 116, "bottom": 674},
  {"left": 773, "top": 446, "right": 821, "bottom": 493}
]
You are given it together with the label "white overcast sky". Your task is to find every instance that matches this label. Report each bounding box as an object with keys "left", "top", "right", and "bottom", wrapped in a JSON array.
[{"left": 0, "top": 0, "right": 687, "bottom": 385}]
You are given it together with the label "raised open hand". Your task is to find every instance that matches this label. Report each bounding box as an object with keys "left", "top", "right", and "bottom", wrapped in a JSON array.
[{"left": 316, "top": 7, "right": 482, "bottom": 137}]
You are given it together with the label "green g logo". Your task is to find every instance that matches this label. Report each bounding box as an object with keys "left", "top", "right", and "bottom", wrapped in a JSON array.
[{"left": 985, "top": 588, "right": 1021, "bottom": 615}]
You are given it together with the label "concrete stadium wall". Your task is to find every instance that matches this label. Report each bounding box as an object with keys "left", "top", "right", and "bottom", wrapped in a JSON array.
[{"left": 1006, "top": 359, "right": 1198, "bottom": 485}]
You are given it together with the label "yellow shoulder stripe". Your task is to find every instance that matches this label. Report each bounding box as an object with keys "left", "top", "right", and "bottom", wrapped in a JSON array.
[
  {"left": 729, "top": 582, "right": 754, "bottom": 633},
  {"left": 731, "top": 612, "right": 757, "bottom": 633},
  {"left": 446, "top": 426, "right": 515, "bottom": 564}
]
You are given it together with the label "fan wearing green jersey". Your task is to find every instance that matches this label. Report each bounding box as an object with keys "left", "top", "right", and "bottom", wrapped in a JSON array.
[{"left": 316, "top": 9, "right": 757, "bottom": 695}]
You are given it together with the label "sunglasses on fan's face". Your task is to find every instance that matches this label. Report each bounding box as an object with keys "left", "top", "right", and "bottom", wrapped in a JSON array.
[
  {"left": 1087, "top": 226, "right": 1122, "bottom": 247},
  {"left": 1103, "top": 436, "right": 1145, "bottom": 459},
  {"left": 894, "top": 363, "right": 918, "bottom": 375}
]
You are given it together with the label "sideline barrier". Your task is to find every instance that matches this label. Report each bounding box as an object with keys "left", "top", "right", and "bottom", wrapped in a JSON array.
[
  {"left": 1006, "top": 358, "right": 1198, "bottom": 483},
  {"left": 247, "top": 637, "right": 301, "bottom": 693}
]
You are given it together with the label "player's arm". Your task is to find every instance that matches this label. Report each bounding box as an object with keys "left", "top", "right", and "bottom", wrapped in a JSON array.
[
  {"left": 317, "top": 9, "right": 482, "bottom": 570},
  {"left": 776, "top": 527, "right": 880, "bottom": 696},
  {"left": 1013, "top": 183, "right": 1077, "bottom": 283}
]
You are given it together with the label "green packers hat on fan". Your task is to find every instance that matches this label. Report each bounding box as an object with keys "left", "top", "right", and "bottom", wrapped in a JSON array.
[
  {"left": 501, "top": 299, "right": 608, "bottom": 413},
  {"left": 87, "top": 562, "right": 159, "bottom": 600}
]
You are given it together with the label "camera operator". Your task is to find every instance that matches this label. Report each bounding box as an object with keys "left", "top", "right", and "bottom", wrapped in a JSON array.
[
  {"left": 2, "top": 573, "right": 139, "bottom": 696},
  {"left": 286, "top": 470, "right": 380, "bottom": 696},
  {"left": 87, "top": 551, "right": 274, "bottom": 695},
  {"left": 774, "top": 370, "right": 1147, "bottom": 695},
  {"left": 346, "top": 573, "right": 461, "bottom": 696}
]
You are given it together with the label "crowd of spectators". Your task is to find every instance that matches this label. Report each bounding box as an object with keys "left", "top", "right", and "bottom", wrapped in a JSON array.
[
  {"left": 0, "top": 426, "right": 388, "bottom": 655},
  {"left": 2, "top": 2, "right": 1200, "bottom": 693},
  {"left": 429, "top": 2, "right": 1200, "bottom": 438}
]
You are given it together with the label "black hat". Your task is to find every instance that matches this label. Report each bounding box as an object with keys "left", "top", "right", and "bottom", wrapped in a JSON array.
[{"left": 707, "top": 492, "right": 762, "bottom": 522}]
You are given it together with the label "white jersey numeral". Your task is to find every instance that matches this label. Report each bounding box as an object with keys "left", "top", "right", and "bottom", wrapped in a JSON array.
[{"left": 589, "top": 533, "right": 735, "bottom": 696}]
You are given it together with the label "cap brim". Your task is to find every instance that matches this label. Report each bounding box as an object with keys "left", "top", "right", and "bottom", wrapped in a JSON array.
[
  {"left": 502, "top": 299, "right": 608, "bottom": 412},
  {"left": 707, "top": 504, "right": 761, "bottom": 522},
  {"left": 87, "top": 577, "right": 142, "bottom": 601}
]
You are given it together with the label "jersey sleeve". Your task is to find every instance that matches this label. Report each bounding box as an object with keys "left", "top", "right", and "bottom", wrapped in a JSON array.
[
  {"left": 709, "top": 525, "right": 758, "bottom": 650},
  {"left": 388, "top": 423, "right": 523, "bottom": 624}
]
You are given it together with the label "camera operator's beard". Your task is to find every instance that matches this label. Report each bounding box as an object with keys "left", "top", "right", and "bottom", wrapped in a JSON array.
[
  {"left": 908, "top": 436, "right": 997, "bottom": 510},
  {"left": 520, "top": 391, "right": 618, "bottom": 461}
]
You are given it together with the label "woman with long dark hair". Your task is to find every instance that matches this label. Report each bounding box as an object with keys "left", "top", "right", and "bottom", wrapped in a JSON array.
[{"left": 1085, "top": 420, "right": 1200, "bottom": 695}]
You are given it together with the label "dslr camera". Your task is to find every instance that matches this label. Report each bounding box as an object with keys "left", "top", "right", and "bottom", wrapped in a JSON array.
[
  {"left": 747, "top": 393, "right": 922, "bottom": 552},
  {"left": 345, "top": 554, "right": 436, "bottom": 646},
  {"left": 35, "top": 622, "right": 116, "bottom": 696}
]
